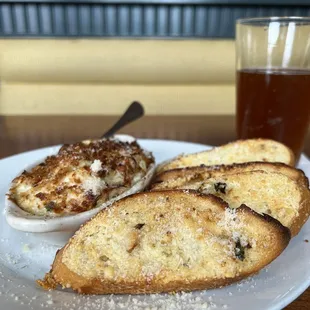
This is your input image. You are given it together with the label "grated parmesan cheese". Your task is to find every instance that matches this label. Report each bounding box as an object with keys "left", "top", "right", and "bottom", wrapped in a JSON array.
[
  {"left": 22, "top": 244, "right": 30, "bottom": 253},
  {"left": 82, "top": 177, "right": 107, "bottom": 195},
  {"left": 90, "top": 160, "right": 103, "bottom": 174},
  {"left": 218, "top": 208, "right": 240, "bottom": 230}
]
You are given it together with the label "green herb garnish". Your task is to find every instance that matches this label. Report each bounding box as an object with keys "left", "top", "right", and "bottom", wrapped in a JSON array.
[
  {"left": 135, "top": 223, "right": 145, "bottom": 230},
  {"left": 214, "top": 182, "right": 227, "bottom": 194},
  {"left": 99, "top": 255, "right": 109, "bottom": 262},
  {"left": 45, "top": 201, "right": 56, "bottom": 212},
  {"left": 235, "top": 239, "right": 245, "bottom": 261}
]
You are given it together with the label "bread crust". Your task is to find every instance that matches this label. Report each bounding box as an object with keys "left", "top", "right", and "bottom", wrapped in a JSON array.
[
  {"left": 46, "top": 247, "right": 271, "bottom": 294},
  {"left": 151, "top": 163, "right": 310, "bottom": 236},
  {"left": 290, "top": 182, "right": 310, "bottom": 236},
  {"left": 156, "top": 138, "right": 295, "bottom": 175},
  {"left": 38, "top": 190, "right": 290, "bottom": 295},
  {"left": 153, "top": 162, "right": 307, "bottom": 185}
]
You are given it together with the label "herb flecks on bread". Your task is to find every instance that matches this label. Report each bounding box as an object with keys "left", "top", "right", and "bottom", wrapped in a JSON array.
[
  {"left": 38, "top": 191, "right": 290, "bottom": 294},
  {"left": 151, "top": 163, "right": 310, "bottom": 236}
]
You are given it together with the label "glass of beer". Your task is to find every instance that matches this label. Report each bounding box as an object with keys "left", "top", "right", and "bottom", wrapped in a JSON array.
[{"left": 236, "top": 17, "right": 310, "bottom": 162}]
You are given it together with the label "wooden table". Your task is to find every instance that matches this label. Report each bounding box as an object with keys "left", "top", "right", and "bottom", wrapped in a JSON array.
[{"left": 0, "top": 115, "right": 309, "bottom": 309}]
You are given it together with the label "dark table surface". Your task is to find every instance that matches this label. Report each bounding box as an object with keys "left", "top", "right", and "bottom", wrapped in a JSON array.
[{"left": 0, "top": 115, "right": 309, "bottom": 309}]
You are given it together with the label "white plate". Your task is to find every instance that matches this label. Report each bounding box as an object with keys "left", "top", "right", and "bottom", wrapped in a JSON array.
[{"left": 0, "top": 139, "right": 310, "bottom": 310}]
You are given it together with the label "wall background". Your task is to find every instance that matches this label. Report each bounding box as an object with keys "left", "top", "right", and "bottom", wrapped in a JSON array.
[{"left": 0, "top": 0, "right": 309, "bottom": 116}]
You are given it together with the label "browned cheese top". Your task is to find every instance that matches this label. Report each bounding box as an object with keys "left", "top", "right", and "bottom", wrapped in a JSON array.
[{"left": 9, "top": 139, "right": 154, "bottom": 216}]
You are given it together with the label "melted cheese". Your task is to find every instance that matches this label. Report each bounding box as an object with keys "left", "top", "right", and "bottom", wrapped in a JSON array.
[{"left": 9, "top": 139, "right": 154, "bottom": 216}]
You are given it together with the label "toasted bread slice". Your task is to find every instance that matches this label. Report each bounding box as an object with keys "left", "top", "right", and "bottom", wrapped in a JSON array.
[
  {"left": 154, "top": 162, "right": 308, "bottom": 185},
  {"left": 151, "top": 163, "right": 310, "bottom": 236},
  {"left": 157, "top": 139, "right": 295, "bottom": 174},
  {"left": 38, "top": 191, "right": 290, "bottom": 294}
]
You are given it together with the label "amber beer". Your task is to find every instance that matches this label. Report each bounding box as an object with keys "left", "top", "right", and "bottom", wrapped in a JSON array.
[
  {"left": 236, "top": 17, "right": 310, "bottom": 161},
  {"left": 237, "top": 68, "right": 310, "bottom": 159}
]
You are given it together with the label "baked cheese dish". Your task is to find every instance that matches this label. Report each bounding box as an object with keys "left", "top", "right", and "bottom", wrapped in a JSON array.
[{"left": 8, "top": 139, "right": 154, "bottom": 216}]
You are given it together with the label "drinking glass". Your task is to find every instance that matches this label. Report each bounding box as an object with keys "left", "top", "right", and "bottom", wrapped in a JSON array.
[{"left": 236, "top": 17, "right": 310, "bottom": 161}]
